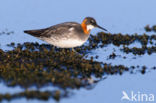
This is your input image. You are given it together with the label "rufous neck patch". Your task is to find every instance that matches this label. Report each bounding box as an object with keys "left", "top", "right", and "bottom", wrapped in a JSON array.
[{"left": 81, "top": 19, "right": 90, "bottom": 35}]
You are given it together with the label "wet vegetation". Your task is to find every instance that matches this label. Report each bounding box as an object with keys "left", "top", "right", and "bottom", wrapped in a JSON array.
[
  {"left": 144, "top": 25, "right": 156, "bottom": 32},
  {"left": 88, "top": 32, "right": 155, "bottom": 48},
  {"left": 0, "top": 25, "right": 156, "bottom": 102},
  {"left": 0, "top": 29, "right": 14, "bottom": 35},
  {"left": 122, "top": 46, "right": 156, "bottom": 55}
]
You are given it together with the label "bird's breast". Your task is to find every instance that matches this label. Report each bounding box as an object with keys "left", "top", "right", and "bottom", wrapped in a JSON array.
[{"left": 40, "top": 35, "right": 88, "bottom": 48}]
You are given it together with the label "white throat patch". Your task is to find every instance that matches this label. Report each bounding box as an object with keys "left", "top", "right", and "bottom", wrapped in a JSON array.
[{"left": 86, "top": 25, "right": 95, "bottom": 31}]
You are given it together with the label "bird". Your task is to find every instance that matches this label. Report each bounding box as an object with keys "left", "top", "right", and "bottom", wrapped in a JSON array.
[{"left": 24, "top": 17, "right": 107, "bottom": 48}]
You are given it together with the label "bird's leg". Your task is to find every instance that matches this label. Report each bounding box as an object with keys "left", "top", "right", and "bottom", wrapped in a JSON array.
[
  {"left": 72, "top": 48, "right": 76, "bottom": 52},
  {"left": 72, "top": 48, "right": 80, "bottom": 54}
]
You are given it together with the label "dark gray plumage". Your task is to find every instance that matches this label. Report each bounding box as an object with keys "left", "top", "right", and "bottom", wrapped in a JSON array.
[{"left": 24, "top": 22, "right": 84, "bottom": 38}]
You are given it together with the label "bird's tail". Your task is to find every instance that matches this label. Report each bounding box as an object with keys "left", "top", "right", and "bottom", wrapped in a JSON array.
[{"left": 24, "top": 29, "right": 44, "bottom": 37}]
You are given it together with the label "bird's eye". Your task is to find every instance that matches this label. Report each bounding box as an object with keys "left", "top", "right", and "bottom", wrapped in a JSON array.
[{"left": 90, "top": 20, "right": 94, "bottom": 23}]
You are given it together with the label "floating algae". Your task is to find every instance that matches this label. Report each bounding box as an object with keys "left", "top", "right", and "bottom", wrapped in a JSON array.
[
  {"left": 145, "top": 25, "right": 156, "bottom": 32},
  {"left": 0, "top": 29, "right": 14, "bottom": 36}
]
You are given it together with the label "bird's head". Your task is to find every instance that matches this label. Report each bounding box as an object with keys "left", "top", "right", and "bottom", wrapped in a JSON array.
[{"left": 81, "top": 17, "right": 107, "bottom": 34}]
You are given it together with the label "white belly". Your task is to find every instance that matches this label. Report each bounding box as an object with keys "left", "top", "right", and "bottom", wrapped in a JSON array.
[{"left": 41, "top": 38, "right": 87, "bottom": 48}]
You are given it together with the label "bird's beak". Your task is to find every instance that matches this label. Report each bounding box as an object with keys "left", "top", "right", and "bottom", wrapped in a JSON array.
[{"left": 96, "top": 25, "right": 107, "bottom": 31}]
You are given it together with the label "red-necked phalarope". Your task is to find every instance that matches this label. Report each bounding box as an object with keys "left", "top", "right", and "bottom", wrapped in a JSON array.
[{"left": 24, "top": 17, "right": 107, "bottom": 48}]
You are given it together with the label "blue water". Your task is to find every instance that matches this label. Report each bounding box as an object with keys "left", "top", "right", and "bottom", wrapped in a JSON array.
[{"left": 0, "top": 0, "right": 156, "bottom": 103}]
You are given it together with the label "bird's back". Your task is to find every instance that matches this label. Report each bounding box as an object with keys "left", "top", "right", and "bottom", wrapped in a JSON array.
[{"left": 24, "top": 22, "right": 83, "bottom": 38}]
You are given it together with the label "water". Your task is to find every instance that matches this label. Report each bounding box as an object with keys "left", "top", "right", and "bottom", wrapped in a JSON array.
[{"left": 0, "top": 0, "right": 156, "bottom": 103}]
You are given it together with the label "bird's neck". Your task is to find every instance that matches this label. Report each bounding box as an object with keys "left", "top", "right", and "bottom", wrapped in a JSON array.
[{"left": 81, "top": 21, "right": 90, "bottom": 35}]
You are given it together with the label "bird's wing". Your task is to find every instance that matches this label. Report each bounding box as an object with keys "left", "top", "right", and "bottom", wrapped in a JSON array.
[
  {"left": 24, "top": 22, "right": 80, "bottom": 38},
  {"left": 24, "top": 28, "right": 46, "bottom": 37}
]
